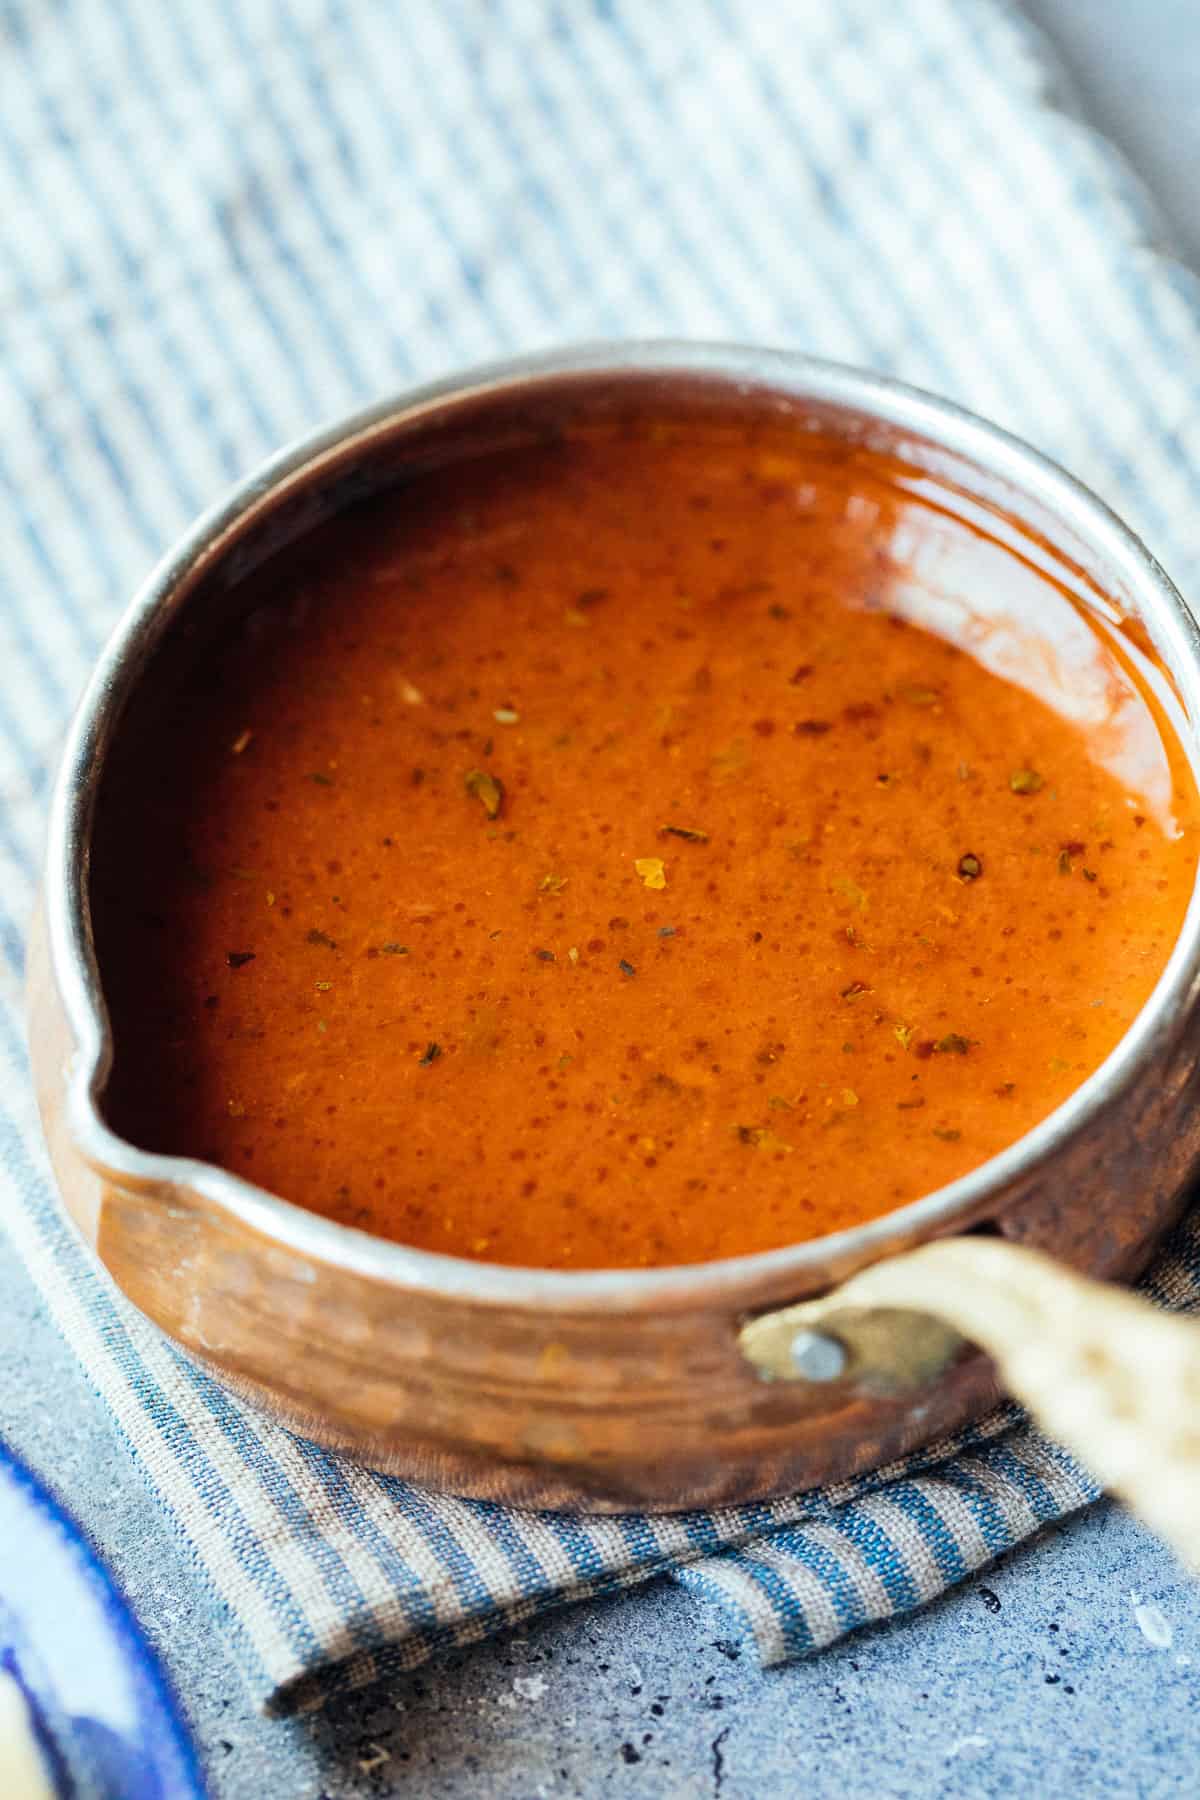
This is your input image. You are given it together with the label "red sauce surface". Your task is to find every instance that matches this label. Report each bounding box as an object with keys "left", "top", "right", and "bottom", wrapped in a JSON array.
[{"left": 92, "top": 418, "right": 1199, "bottom": 1267}]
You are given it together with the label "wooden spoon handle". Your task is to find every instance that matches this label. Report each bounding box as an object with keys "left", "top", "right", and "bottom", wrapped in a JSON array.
[{"left": 740, "top": 1237, "right": 1200, "bottom": 1569}]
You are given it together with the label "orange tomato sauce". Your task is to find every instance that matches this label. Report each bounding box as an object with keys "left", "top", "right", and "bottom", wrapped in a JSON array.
[{"left": 92, "top": 415, "right": 1200, "bottom": 1268}]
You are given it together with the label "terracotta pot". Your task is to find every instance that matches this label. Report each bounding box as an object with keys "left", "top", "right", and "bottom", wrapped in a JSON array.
[{"left": 27, "top": 345, "right": 1200, "bottom": 1512}]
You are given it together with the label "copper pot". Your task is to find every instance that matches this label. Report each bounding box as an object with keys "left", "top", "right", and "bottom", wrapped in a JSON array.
[{"left": 27, "top": 346, "right": 1200, "bottom": 1516}]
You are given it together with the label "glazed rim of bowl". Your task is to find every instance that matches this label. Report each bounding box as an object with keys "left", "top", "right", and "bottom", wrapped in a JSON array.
[{"left": 45, "top": 341, "right": 1200, "bottom": 1309}]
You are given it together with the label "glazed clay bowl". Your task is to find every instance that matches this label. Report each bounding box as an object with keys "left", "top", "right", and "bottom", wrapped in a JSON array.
[{"left": 26, "top": 345, "right": 1200, "bottom": 1513}]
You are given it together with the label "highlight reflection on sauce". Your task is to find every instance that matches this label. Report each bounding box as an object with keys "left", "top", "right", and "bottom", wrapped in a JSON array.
[{"left": 91, "top": 418, "right": 1199, "bottom": 1269}]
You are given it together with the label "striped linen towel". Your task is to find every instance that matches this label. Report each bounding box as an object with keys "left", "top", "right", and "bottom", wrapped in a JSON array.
[{"left": 2, "top": 0, "right": 1200, "bottom": 1714}]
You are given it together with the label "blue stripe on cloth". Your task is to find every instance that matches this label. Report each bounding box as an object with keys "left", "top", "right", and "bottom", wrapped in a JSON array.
[
  {"left": 0, "top": 195, "right": 129, "bottom": 607},
  {"left": 825, "top": 1506, "right": 922, "bottom": 1612},
  {"left": 869, "top": 1483, "right": 970, "bottom": 1586},
  {"left": 211, "top": 0, "right": 376, "bottom": 400},
  {"left": 542, "top": 16, "right": 729, "bottom": 332},
  {"left": 91, "top": 0, "right": 276, "bottom": 469},
  {"left": 982, "top": 1441, "right": 1070, "bottom": 1524},
  {"left": 462, "top": 1501, "right": 553, "bottom": 1601},
  {"left": 931, "top": 2, "right": 1167, "bottom": 531},
  {"left": 155, "top": 5, "right": 330, "bottom": 423},
  {"left": 0, "top": 456, "right": 92, "bottom": 708},
  {"left": 923, "top": 1462, "right": 1026, "bottom": 1557},
  {"left": 439, "top": 13, "right": 613, "bottom": 335},
  {"left": 365, "top": 1474, "right": 503, "bottom": 1626},
  {"left": 0, "top": 914, "right": 25, "bottom": 985},
  {"left": 1, "top": 37, "right": 200, "bottom": 537},
  {"left": 697, "top": 3, "right": 948, "bottom": 375},
  {"left": 693, "top": 1546, "right": 820, "bottom": 1659},
  {"left": 337, "top": 2, "right": 501, "bottom": 360},
  {"left": 163, "top": 1350, "right": 394, "bottom": 1655},
  {"left": 290, "top": 1443, "right": 448, "bottom": 1637},
  {"left": 0, "top": 710, "right": 55, "bottom": 846},
  {"left": 29, "top": 56, "right": 209, "bottom": 521},
  {"left": 4, "top": 0, "right": 1200, "bottom": 1716},
  {"left": 756, "top": 1531, "right": 874, "bottom": 1633}
]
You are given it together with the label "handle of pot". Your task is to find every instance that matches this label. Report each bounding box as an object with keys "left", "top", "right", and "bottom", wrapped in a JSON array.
[{"left": 738, "top": 1236, "right": 1200, "bottom": 1571}]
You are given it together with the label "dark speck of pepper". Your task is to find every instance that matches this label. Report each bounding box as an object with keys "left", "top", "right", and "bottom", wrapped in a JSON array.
[
  {"left": 619, "top": 959, "right": 636, "bottom": 978},
  {"left": 226, "top": 950, "right": 256, "bottom": 968},
  {"left": 418, "top": 1042, "right": 442, "bottom": 1066}
]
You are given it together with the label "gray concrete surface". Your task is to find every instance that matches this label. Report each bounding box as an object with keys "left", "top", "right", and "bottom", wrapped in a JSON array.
[{"left": 4, "top": 4, "right": 1200, "bottom": 1795}]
